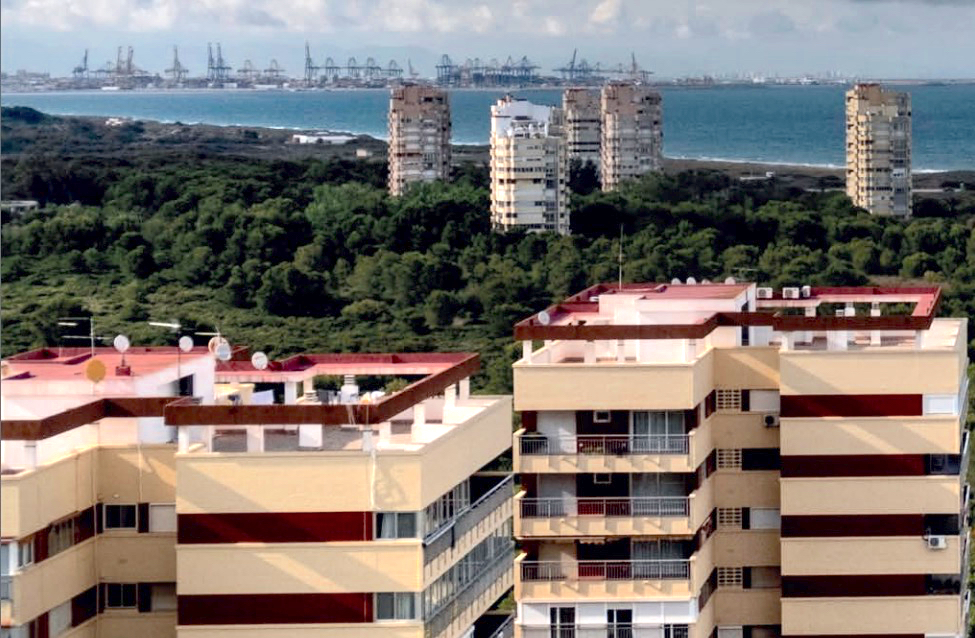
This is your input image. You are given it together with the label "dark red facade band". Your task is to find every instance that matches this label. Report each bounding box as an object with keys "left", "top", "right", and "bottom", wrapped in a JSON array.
[
  {"left": 782, "top": 515, "right": 922, "bottom": 537},
  {"left": 780, "top": 394, "right": 922, "bottom": 418},
  {"left": 782, "top": 635, "right": 924, "bottom": 638},
  {"left": 781, "top": 454, "right": 925, "bottom": 478},
  {"left": 178, "top": 512, "right": 373, "bottom": 544},
  {"left": 177, "top": 593, "right": 372, "bottom": 625},
  {"left": 782, "top": 575, "right": 927, "bottom": 597}
]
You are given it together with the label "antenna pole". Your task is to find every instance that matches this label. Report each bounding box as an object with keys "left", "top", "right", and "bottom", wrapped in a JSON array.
[
  {"left": 90, "top": 317, "right": 95, "bottom": 357},
  {"left": 618, "top": 225, "right": 624, "bottom": 288}
]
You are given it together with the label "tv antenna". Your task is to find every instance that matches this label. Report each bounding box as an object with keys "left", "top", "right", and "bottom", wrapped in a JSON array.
[
  {"left": 618, "top": 225, "right": 625, "bottom": 288},
  {"left": 59, "top": 316, "right": 97, "bottom": 356}
]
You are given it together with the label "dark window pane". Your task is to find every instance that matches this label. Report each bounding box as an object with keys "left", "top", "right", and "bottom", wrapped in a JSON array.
[
  {"left": 376, "top": 593, "right": 394, "bottom": 619},
  {"left": 398, "top": 513, "right": 416, "bottom": 538}
]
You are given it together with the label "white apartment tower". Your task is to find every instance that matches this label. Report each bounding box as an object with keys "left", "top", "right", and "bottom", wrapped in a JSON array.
[
  {"left": 490, "top": 96, "right": 569, "bottom": 235},
  {"left": 601, "top": 82, "right": 663, "bottom": 191},
  {"left": 846, "top": 83, "right": 912, "bottom": 216},
  {"left": 388, "top": 84, "right": 452, "bottom": 196},
  {"left": 562, "top": 88, "right": 601, "bottom": 168}
]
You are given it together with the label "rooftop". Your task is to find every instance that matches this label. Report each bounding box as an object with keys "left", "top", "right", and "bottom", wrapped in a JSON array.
[{"left": 2, "top": 346, "right": 212, "bottom": 382}]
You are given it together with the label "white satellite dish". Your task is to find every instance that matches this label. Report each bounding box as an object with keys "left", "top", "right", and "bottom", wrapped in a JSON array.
[
  {"left": 702, "top": 279, "right": 711, "bottom": 285},
  {"left": 538, "top": 310, "right": 551, "bottom": 326},
  {"left": 670, "top": 277, "right": 681, "bottom": 285},
  {"left": 214, "top": 342, "right": 232, "bottom": 362},
  {"left": 686, "top": 276, "right": 697, "bottom": 285},
  {"left": 725, "top": 276, "right": 736, "bottom": 285},
  {"left": 251, "top": 351, "right": 269, "bottom": 370},
  {"left": 178, "top": 336, "right": 194, "bottom": 353},
  {"left": 208, "top": 336, "right": 228, "bottom": 354},
  {"left": 113, "top": 334, "right": 130, "bottom": 353}
]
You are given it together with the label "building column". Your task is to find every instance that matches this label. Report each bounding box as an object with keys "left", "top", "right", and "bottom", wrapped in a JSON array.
[
  {"left": 284, "top": 382, "right": 298, "bottom": 405},
  {"left": 459, "top": 378, "right": 470, "bottom": 401},
  {"left": 870, "top": 302, "right": 882, "bottom": 345},
  {"left": 522, "top": 341, "right": 533, "bottom": 363},
  {"left": 299, "top": 425, "right": 323, "bottom": 449},
  {"left": 246, "top": 426, "right": 264, "bottom": 452},
  {"left": 177, "top": 427, "right": 190, "bottom": 453},
  {"left": 23, "top": 442, "right": 37, "bottom": 470},
  {"left": 445, "top": 384, "right": 457, "bottom": 410}
]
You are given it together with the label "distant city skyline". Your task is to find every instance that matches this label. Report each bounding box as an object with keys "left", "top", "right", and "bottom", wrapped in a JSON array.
[{"left": 2, "top": 0, "right": 974, "bottom": 79}]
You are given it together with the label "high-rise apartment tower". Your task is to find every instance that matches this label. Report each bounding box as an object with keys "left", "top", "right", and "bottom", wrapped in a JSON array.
[
  {"left": 601, "top": 82, "right": 663, "bottom": 191},
  {"left": 388, "top": 84, "right": 452, "bottom": 196},
  {"left": 562, "top": 88, "right": 601, "bottom": 169},
  {"left": 490, "top": 96, "right": 569, "bottom": 235},
  {"left": 845, "top": 83, "right": 912, "bottom": 216},
  {"left": 512, "top": 281, "right": 968, "bottom": 638}
]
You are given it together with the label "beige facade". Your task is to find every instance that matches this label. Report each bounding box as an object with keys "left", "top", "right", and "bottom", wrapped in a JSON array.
[
  {"left": 562, "top": 88, "right": 601, "bottom": 168},
  {"left": 600, "top": 82, "right": 663, "bottom": 191},
  {"left": 845, "top": 83, "right": 912, "bottom": 216},
  {"left": 511, "top": 281, "right": 969, "bottom": 638},
  {"left": 388, "top": 84, "right": 451, "bottom": 196},
  {"left": 490, "top": 96, "right": 569, "bottom": 235}
]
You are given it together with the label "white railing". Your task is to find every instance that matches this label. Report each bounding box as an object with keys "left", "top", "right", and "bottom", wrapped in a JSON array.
[
  {"left": 520, "top": 434, "right": 689, "bottom": 456},
  {"left": 520, "top": 626, "right": 689, "bottom": 638},
  {"left": 520, "top": 496, "right": 689, "bottom": 518},
  {"left": 520, "top": 559, "right": 690, "bottom": 582}
]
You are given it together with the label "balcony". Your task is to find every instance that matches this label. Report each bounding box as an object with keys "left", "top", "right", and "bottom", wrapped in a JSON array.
[
  {"left": 424, "top": 475, "right": 514, "bottom": 565},
  {"left": 520, "top": 626, "right": 687, "bottom": 638},
  {"left": 516, "top": 494, "right": 692, "bottom": 538},
  {"left": 425, "top": 547, "right": 515, "bottom": 638},
  {"left": 515, "top": 431, "right": 695, "bottom": 474},
  {"left": 516, "top": 555, "right": 693, "bottom": 600}
]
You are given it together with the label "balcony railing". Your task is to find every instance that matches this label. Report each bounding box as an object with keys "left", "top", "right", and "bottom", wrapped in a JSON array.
[
  {"left": 521, "top": 626, "right": 689, "bottom": 638},
  {"left": 520, "top": 496, "right": 689, "bottom": 518},
  {"left": 488, "top": 615, "right": 516, "bottom": 638},
  {"left": 424, "top": 547, "right": 514, "bottom": 638},
  {"left": 520, "top": 559, "right": 690, "bottom": 582},
  {"left": 424, "top": 475, "right": 513, "bottom": 564},
  {"left": 520, "top": 434, "right": 689, "bottom": 456}
]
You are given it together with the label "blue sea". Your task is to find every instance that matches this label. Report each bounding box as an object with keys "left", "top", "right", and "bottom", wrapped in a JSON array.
[{"left": 3, "top": 84, "right": 974, "bottom": 170}]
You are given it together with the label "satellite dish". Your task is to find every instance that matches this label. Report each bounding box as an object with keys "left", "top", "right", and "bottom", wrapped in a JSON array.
[
  {"left": 538, "top": 310, "right": 551, "bottom": 326},
  {"left": 215, "top": 342, "right": 232, "bottom": 362},
  {"left": 85, "top": 359, "right": 106, "bottom": 383},
  {"left": 670, "top": 277, "right": 681, "bottom": 285},
  {"left": 251, "top": 351, "right": 269, "bottom": 370},
  {"left": 702, "top": 279, "right": 711, "bottom": 285},
  {"left": 113, "top": 335, "right": 130, "bottom": 353},
  {"left": 725, "top": 276, "right": 736, "bottom": 285},
  {"left": 208, "top": 336, "right": 228, "bottom": 354},
  {"left": 686, "top": 276, "right": 697, "bottom": 285},
  {"left": 178, "top": 336, "right": 194, "bottom": 353}
]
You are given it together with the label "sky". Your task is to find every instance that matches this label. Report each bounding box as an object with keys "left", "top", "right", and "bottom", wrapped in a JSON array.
[{"left": 1, "top": 0, "right": 974, "bottom": 79}]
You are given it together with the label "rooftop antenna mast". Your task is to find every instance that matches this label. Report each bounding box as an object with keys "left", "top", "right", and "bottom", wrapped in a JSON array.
[
  {"left": 618, "top": 225, "right": 624, "bottom": 288},
  {"left": 58, "top": 316, "right": 97, "bottom": 357}
]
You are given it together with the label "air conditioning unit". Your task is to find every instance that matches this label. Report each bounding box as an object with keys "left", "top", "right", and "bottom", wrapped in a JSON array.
[
  {"left": 756, "top": 287, "right": 773, "bottom": 299},
  {"left": 764, "top": 414, "right": 780, "bottom": 428},
  {"left": 926, "top": 535, "right": 948, "bottom": 550},
  {"left": 783, "top": 287, "right": 800, "bottom": 299},
  {"left": 801, "top": 285, "right": 812, "bottom": 298}
]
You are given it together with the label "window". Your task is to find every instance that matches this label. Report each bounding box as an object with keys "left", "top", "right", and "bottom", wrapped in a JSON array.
[
  {"left": 376, "top": 593, "right": 417, "bottom": 620},
  {"left": 17, "top": 539, "right": 33, "bottom": 568},
  {"left": 104, "top": 505, "right": 137, "bottom": 530},
  {"left": 717, "top": 508, "right": 743, "bottom": 529},
  {"left": 750, "top": 508, "right": 781, "bottom": 530},
  {"left": 716, "top": 449, "right": 742, "bottom": 470},
  {"left": 926, "top": 454, "right": 961, "bottom": 476},
  {"left": 715, "top": 390, "right": 741, "bottom": 412},
  {"left": 717, "top": 567, "right": 743, "bottom": 588},
  {"left": 106, "top": 583, "right": 137, "bottom": 609},
  {"left": 664, "top": 625, "right": 690, "bottom": 638},
  {"left": 377, "top": 513, "right": 419, "bottom": 539},
  {"left": 607, "top": 609, "right": 632, "bottom": 637},
  {"left": 549, "top": 607, "right": 575, "bottom": 636},
  {"left": 593, "top": 473, "right": 612, "bottom": 485},
  {"left": 149, "top": 504, "right": 177, "bottom": 533},
  {"left": 593, "top": 411, "right": 611, "bottom": 423},
  {"left": 48, "top": 518, "right": 75, "bottom": 555}
]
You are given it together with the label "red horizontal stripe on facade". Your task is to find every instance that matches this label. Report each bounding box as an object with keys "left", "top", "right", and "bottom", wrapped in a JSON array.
[
  {"left": 782, "top": 635, "right": 924, "bottom": 638},
  {"left": 782, "top": 575, "right": 926, "bottom": 597},
  {"left": 178, "top": 512, "right": 373, "bottom": 543},
  {"left": 781, "top": 515, "right": 924, "bottom": 537},
  {"left": 780, "top": 394, "right": 922, "bottom": 418},
  {"left": 781, "top": 454, "right": 925, "bottom": 477},
  {"left": 178, "top": 593, "right": 372, "bottom": 625}
]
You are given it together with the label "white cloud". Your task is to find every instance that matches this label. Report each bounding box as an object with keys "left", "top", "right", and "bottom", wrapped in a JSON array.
[{"left": 589, "top": 0, "right": 621, "bottom": 26}]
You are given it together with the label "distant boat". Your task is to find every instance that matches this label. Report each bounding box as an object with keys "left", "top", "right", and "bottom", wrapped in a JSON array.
[{"left": 101, "top": 85, "right": 121, "bottom": 91}]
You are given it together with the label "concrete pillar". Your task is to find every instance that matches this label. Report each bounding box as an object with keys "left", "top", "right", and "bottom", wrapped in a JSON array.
[
  {"left": 780, "top": 332, "right": 795, "bottom": 352},
  {"left": 459, "top": 378, "right": 470, "bottom": 401},
  {"left": 445, "top": 384, "right": 457, "bottom": 410},
  {"left": 829, "top": 309, "right": 848, "bottom": 351},
  {"left": 299, "top": 425, "right": 323, "bottom": 449},
  {"left": 803, "top": 306, "right": 816, "bottom": 343},
  {"left": 177, "top": 427, "right": 190, "bottom": 453},
  {"left": 284, "top": 382, "right": 298, "bottom": 405},
  {"left": 413, "top": 402, "right": 425, "bottom": 427},
  {"left": 23, "top": 442, "right": 37, "bottom": 470},
  {"left": 522, "top": 341, "right": 533, "bottom": 363},
  {"left": 870, "top": 302, "right": 882, "bottom": 345},
  {"left": 246, "top": 426, "right": 264, "bottom": 452},
  {"left": 584, "top": 341, "right": 596, "bottom": 365},
  {"left": 616, "top": 340, "right": 626, "bottom": 363}
]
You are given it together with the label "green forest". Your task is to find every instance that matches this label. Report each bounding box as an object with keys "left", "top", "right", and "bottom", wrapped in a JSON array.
[{"left": 3, "top": 147, "right": 975, "bottom": 398}]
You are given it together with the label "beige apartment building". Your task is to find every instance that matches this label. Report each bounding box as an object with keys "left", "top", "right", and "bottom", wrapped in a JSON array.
[
  {"left": 601, "top": 82, "right": 663, "bottom": 191},
  {"left": 846, "top": 83, "right": 912, "bottom": 216},
  {"left": 1, "top": 348, "right": 514, "bottom": 638},
  {"left": 388, "top": 84, "right": 452, "bottom": 196},
  {"left": 490, "top": 96, "right": 569, "bottom": 235},
  {"left": 511, "top": 281, "right": 969, "bottom": 638},
  {"left": 562, "top": 89, "right": 601, "bottom": 169}
]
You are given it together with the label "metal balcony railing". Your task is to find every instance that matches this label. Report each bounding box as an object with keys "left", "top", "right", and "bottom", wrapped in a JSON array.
[
  {"left": 424, "top": 547, "right": 514, "bottom": 638},
  {"left": 521, "top": 626, "right": 688, "bottom": 638},
  {"left": 488, "top": 615, "right": 516, "bottom": 638},
  {"left": 423, "top": 475, "right": 513, "bottom": 564},
  {"left": 520, "top": 496, "right": 689, "bottom": 518},
  {"left": 519, "top": 434, "right": 689, "bottom": 456},
  {"left": 520, "top": 559, "right": 690, "bottom": 582}
]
